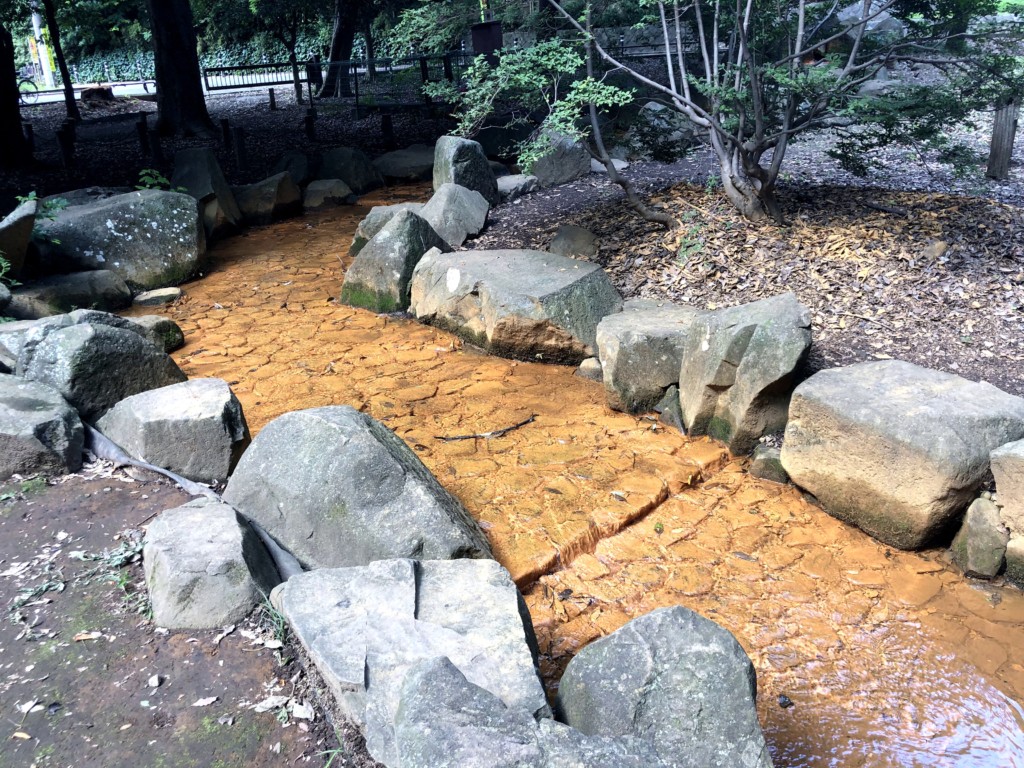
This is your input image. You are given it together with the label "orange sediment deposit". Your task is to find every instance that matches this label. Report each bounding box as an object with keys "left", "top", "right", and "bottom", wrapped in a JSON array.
[{"left": 124, "top": 185, "right": 1024, "bottom": 766}]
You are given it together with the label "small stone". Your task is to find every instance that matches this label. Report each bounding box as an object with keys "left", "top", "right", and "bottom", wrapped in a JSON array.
[
  {"left": 778, "top": 694, "right": 794, "bottom": 709},
  {"left": 950, "top": 498, "right": 1009, "bottom": 579},
  {"left": 576, "top": 357, "right": 602, "bottom": 381},
  {"left": 750, "top": 445, "right": 789, "bottom": 484},
  {"left": 133, "top": 287, "right": 182, "bottom": 307}
]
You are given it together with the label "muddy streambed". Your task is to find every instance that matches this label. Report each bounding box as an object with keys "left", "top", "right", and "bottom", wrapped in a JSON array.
[{"left": 124, "top": 185, "right": 1024, "bottom": 767}]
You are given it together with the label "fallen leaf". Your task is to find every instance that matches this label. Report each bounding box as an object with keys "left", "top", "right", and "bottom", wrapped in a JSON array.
[
  {"left": 192, "top": 696, "right": 218, "bottom": 707},
  {"left": 253, "top": 695, "right": 289, "bottom": 713},
  {"left": 73, "top": 631, "right": 102, "bottom": 642}
]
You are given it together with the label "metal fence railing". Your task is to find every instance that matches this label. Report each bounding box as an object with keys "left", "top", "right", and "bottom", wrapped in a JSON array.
[{"left": 203, "top": 63, "right": 301, "bottom": 92}]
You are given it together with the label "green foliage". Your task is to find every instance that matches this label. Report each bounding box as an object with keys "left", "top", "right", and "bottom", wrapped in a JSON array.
[
  {"left": 429, "top": 39, "right": 633, "bottom": 171},
  {"left": 136, "top": 168, "right": 173, "bottom": 190}
]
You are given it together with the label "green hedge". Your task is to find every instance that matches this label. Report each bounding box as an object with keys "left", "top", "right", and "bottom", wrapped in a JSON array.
[{"left": 65, "top": 29, "right": 331, "bottom": 85}]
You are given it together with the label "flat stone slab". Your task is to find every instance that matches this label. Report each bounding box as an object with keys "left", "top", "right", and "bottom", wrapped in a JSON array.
[
  {"left": 781, "top": 360, "right": 1024, "bottom": 549},
  {"left": 0, "top": 374, "right": 83, "bottom": 480},
  {"left": 144, "top": 498, "right": 279, "bottom": 629},
  {"left": 96, "top": 378, "right": 250, "bottom": 484},
  {"left": 596, "top": 300, "right": 701, "bottom": 413},
  {"left": 271, "top": 558, "right": 548, "bottom": 766},
  {"left": 171, "top": 147, "right": 243, "bottom": 240},
  {"left": 223, "top": 406, "right": 491, "bottom": 569},
  {"left": 411, "top": 249, "right": 622, "bottom": 365},
  {"left": 133, "top": 287, "right": 182, "bottom": 307}
]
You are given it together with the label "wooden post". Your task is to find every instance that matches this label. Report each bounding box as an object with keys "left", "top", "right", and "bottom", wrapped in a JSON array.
[
  {"left": 22, "top": 123, "right": 33, "bottom": 158},
  {"left": 304, "top": 111, "right": 316, "bottom": 141},
  {"left": 149, "top": 129, "right": 164, "bottom": 164},
  {"left": 268, "top": 87, "right": 276, "bottom": 110},
  {"left": 232, "top": 126, "right": 248, "bottom": 173},
  {"left": 136, "top": 112, "right": 150, "bottom": 156},
  {"left": 56, "top": 124, "right": 75, "bottom": 168},
  {"left": 381, "top": 113, "right": 396, "bottom": 150},
  {"left": 220, "top": 118, "right": 232, "bottom": 149},
  {"left": 987, "top": 96, "right": 1019, "bottom": 181}
]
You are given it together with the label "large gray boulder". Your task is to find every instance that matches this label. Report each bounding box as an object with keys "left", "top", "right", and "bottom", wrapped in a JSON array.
[
  {"left": 626, "top": 101, "right": 701, "bottom": 161},
  {"left": 680, "top": 292, "right": 811, "bottom": 453},
  {"left": 394, "top": 657, "right": 663, "bottom": 768},
  {"left": 96, "top": 378, "right": 249, "bottom": 484},
  {"left": 419, "top": 183, "right": 489, "bottom": 248},
  {"left": 0, "top": 374, "right": 83, "bottom": 480},
  {"left": 556, "top": 606, "right": 773, "bottom": 768},
  {"left": 410, "top": 249, "right": 622, "bottom": 365},
  {"left": 32, "top": 190, "right": 206, "bottom": 294},
  {"left": 0, "top": 283, "right": 9, "bottom": 316},
  {"left": 171, "top": 147, "right": 242, "bottom": 240},
  {"left": 318, "top": 147, "right": 384, "bottom": 194},
  {"left": 596, "top": 300, "right": 701, "bottom": 413},
  {"left": 18, "top": 322, "right": 187, "bottom": 421},
  {"left": 5, "top": 270, "right": 132, "bottom": 320},
  {"left": 991, "top": 439, "right": 1024, "bottom": 536},
  {"left": 231, "top": 172, "right": 302, "bottom": 225},
  {"left": 340, "top": 210, "right": 450, "bottom": 313},
  {"left": 223, "top": 406, "right": 491, "bottom": 569},
  {"left": 271, "top": 558, "right": 547, "bottom": 766},
  {"left": 0, "top": 198, "right": 37, "bottom": 279},
  {"left": 349, "top": 203, "right": 425, "bottom": 257},
  {"left": 950, "top": 498, "right": 1009, "bottom": 579},
  {"left": 781, "top": 360, "right": 1024, "bottom": 549},
  {"left": 373, "top": 144, "right": 435, "bottom": 181},
  {"left": 433, "top": 136, "right": 499, "bottom": 207},
  {"left": 144, "top": 498, "right": 280, "bottom": 629},
  {"left": 529, "top": 132, "right": 591, "bottom": 188}
]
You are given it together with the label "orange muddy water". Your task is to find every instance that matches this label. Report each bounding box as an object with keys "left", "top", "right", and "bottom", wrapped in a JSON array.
[{"left": 124, "top": 185, "right": 1024, "bottom": 767}]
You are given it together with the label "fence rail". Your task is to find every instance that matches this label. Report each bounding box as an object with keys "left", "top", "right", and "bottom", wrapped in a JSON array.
[{"left": 203, "top": 63, "right": 301, "bottom": 92}]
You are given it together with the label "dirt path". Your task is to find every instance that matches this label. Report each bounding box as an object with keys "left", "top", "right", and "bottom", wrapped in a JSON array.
[
  {"left": 109, "top": 186, "right": 1024, "bottom": 767},
  {"left": 0, "top": 471, "right": 341, "bottom": 768}
]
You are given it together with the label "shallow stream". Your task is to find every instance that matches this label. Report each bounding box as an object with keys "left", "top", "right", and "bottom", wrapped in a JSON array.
[{"left": 124, "top": 186, "right": 1024, "bottom": 767}]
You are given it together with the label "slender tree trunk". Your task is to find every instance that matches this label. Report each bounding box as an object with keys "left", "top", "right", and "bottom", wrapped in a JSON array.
[
  {"left": 40, "top": 0, "right": 80, "bottom": 122},
  {"left": 584, "top": 36, "right": 675, "bottom": 229},
  {"left": 320, "top": 0, "right": 358, "bottom": 98},
  {"left": 987, "top": 96, "right": 1019, "bottom": 180},
  {"left": 146, "top": 0, "right": 214, "bottom": 137},
  {"left": 0, "top": 23, "right": 30, "bottom": 169}
]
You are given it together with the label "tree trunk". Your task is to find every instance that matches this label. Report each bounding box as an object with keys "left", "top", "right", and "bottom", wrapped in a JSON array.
[
  {"left": 320, "top": 1, "right": 358, "bottom": 98},
  {"left": 0, "top": 23, "right": 30, "bottom": 170},
  {"left": 146, "top": 0, "right": 214, "bottom": 137},
  {"left": 289, "top": 51, "right": 304, "bottom": 104},
  {"left": 987, "top": 96, "right": 1019, "bottom": 181},
  {"left": 40, "top": 0, "right": 80, "bottom": 122}
]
